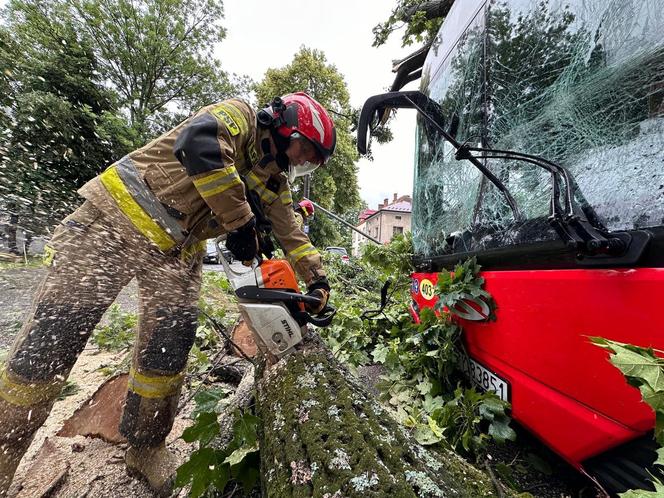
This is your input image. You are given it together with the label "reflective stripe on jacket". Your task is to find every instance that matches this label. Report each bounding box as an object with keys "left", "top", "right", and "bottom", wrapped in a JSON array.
[
  {"left": 99, "top": 157, "right": 187, "bottom": 251},
  {"left": 78, "top": 98, "right": 326, "bottom": 285}
]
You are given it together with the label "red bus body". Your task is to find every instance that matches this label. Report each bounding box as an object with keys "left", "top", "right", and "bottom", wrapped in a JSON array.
[{"left": 411, "top": 268, "right": 662, "bottom": 469}]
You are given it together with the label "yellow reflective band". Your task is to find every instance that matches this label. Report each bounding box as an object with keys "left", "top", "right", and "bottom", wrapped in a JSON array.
[
  {"left": 193, "top": 167, "right": 242, "bottom": 197},
  {"left": 42, "top": 245, "right": 56, "bottom": 267},
  {"left": 246, "top": 172, "right": 278, "bottom": 203},
  {"left": 198, "top": 178, "right": 242, "bottom": 198},
  {"left": 0, "top": 367, "right": 63, "bottom": 407},
  {"left": 127, "top": 368, "right": 184, "bottom": 399},
  {"left": 193, "top": 167, "right": 239, "bottom": 187},
  {"left": 292, "top": 248, "right": 319, "bottom": 263},
  {"left": 180, "top": 240, "right": 206, "bottom": 262},
  {"left": 218, "top": 103, "right": 248, "bottom": 135},
  {"left": 100, "top": 166, "right": 176, "bottom": 251},
  {"left": 280, "top": 189, "right": 293, "bottom": 206},
  {"left": 289, "top": 242, "right": 319, "bottom": 263}
]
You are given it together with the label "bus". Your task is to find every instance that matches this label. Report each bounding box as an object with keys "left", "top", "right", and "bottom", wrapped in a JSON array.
[{"left": 358, "top": 0, "right": 664, "bottom": 494}]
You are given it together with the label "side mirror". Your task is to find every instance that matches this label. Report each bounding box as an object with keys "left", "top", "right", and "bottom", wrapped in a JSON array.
[{"left": 357, "top": 91, "right": 446, "bottom": 154}]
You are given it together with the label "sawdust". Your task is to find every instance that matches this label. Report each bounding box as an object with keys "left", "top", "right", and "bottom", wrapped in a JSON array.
[{"left": 7, "top": 347, "right": 197, "bottom": 498}]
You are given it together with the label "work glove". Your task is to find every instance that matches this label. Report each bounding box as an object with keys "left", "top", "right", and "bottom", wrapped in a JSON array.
[
  {"left": 305, "top": 278, "right": 330, "bottom": 314},
  {"left": 226, "top": 218, "right": 259, "bottom": 262}
]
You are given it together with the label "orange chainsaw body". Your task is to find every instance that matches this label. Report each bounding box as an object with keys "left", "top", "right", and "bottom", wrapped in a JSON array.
[{"left": 257, "top": 259, "right": 305, "bottom": 312}]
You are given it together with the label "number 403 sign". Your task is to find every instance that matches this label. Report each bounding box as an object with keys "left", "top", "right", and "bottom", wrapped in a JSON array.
[{"left": 420, "top": 279, "right": 436, "bottom": 301}]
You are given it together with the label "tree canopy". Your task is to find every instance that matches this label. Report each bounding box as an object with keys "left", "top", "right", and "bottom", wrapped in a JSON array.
[
  {"left": 0, "top": 0, "right": 246, "bottom": 239},
  {"left": 254, "top": 47, "right": 361, "bottom": 248},
  {"left": 53, "top": 0, "right": 245, "bottom": 136}
]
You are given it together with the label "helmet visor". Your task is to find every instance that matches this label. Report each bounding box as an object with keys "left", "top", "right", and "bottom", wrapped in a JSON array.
[{"left": 288, "top": 162, "right": 320, "bottom": 182}]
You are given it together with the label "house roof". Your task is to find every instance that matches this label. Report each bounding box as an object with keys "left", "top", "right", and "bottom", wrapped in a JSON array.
[
  {"left": 358, "top": 209, "right": 377, "bottom": 222},
  {"left": 382, "top": 201, "right": 411, "bottom": 212},
  {"left": 362, "top": 201, "right": 412, "bottom": 224}
]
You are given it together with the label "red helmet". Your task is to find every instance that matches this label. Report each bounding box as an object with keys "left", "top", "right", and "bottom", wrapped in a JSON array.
[
  {"left": 298, "top": 199, "right": 315, "bottom": 218},
  {"left": 267, "top": 92, "right": 336, "bottom": 165}
]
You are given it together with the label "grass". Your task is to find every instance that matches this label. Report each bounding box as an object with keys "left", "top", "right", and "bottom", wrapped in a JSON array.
[{"left": 0, "top": 255, "right": 45, "bottom": 270}]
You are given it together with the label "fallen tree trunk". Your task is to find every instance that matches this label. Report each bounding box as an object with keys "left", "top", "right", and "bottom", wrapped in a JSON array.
[{"left": 255, "top": 334, "right": 505, "bottom": 497}]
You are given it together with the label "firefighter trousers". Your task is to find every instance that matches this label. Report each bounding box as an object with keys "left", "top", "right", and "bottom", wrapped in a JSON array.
[{"left": 0, "top": 200, "right": 203, "bottom": 453}]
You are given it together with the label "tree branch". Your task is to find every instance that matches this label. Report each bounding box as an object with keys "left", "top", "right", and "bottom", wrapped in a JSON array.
[{"left": 402, "top": 0, "right": 455, "bottom": 22}]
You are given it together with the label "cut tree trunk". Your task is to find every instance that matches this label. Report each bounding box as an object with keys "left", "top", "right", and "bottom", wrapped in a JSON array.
[{"left": 255, "top": 334, "right": 505, "bottom": 497}]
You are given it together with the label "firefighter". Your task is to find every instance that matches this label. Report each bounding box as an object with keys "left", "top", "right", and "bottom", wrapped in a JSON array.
[
  {"left": 0, "top": 92, "right": 334, "bottom": 495},
  {"left": 294, "top": 199, "right": 315, "bottom": 229}
]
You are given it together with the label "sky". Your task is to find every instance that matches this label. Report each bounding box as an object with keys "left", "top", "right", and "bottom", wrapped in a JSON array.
[{"left": 215, "top": 0, "right": 419, "bottom": 210}]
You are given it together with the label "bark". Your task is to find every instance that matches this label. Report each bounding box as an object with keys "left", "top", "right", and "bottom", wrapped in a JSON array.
[
  {"left": 403, "top": 0, "right": 455, "bottom": 22},
  {"left": 255, "top": 333, "right": 504, "bottom": 498}
]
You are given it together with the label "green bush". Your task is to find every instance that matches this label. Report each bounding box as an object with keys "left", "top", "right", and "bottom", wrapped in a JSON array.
[
  {"left": 321, "top": 235, "right": 515, "bottom": 458},
  {"left": 91, "top": 304, "right": 137, "bottom": 352}
]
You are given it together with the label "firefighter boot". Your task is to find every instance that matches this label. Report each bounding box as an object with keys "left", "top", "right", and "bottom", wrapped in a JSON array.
[{"left": 125, "top": 442, "right": 180, "bottom": 496}]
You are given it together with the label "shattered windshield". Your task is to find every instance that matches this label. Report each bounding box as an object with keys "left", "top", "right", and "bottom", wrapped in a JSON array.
[{"left": 413, "top": 0, "right": 664, "bottom": 257}]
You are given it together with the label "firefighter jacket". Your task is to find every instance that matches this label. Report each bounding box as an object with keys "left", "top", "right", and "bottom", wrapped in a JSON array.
[{"left": 78, "top": 99, "right": 325, "bottom": 286}]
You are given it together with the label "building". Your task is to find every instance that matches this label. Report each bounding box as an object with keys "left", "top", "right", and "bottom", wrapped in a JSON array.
[{"left": 352, "top": 193, "right": 412, "bottom": 256}]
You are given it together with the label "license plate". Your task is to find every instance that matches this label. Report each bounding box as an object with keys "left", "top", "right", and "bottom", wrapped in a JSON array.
[{"left": 459, "top": 354, "right": 510, "bottom": 402}]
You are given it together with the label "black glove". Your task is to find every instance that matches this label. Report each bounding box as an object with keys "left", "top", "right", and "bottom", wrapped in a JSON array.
[
  {"left": 226, "top": 218, "right": 258, "bottom": 262},
  {"left": 305, "top": 278, "right": 330, "bottom": 314}
]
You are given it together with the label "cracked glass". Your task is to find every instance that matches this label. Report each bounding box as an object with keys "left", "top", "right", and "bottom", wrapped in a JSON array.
[{"left": 413, "top": 0, "right": 664, "bottom": 257}]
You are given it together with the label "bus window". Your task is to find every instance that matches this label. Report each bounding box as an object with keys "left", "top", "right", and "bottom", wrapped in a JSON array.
[
  {"left": 414, "top": 0, "right": 664, "bottom": 258},
  {"left": 413, "top": 7, "right": 487, "bottom": 257}
]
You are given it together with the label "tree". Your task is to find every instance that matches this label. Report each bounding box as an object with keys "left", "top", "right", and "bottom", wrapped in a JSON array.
[
  {"left": 0, "top": 0, "right": 248, "bottom": 246},
  {"left": 256, "top": 335, "right": 502, "bottom": 497},
  {"left": 60, "top": 0, "right": 244, "bottom": 137},
  {"left": 372, "top": 0, "right": 454, "bottom": 48},
  {"left": 0, "top": 1, "right": 138, "bottom": 247},
  {"left": 254, "top": 47, "right": 361, "bottom": 248}
]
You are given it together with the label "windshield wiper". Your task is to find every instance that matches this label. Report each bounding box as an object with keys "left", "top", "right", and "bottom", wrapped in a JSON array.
[
  {"left": 358, "top": 91, "right": 522, "bottom": 222},
  {"left": 358, "top": 91, "right": 651, "bottom": 261}
]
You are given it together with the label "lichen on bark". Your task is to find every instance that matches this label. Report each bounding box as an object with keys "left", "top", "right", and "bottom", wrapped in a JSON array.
[{"left": 256, "top": 337, "right": 501, "bottom": 497}]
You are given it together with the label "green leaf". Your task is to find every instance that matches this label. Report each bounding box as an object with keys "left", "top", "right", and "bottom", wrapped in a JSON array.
[
  {"left": 656, "top": 447, "right": 664, "bottom": 468},
  {"left": 230, "top": 450, "right": 261, "bottom": 492},
  {"left": 192, "top": 387, "right": 226, "bottom": 419},
  {"left": 182, "top": 412, "right": 220, "bottom": 446},
  {"left": 427, "top": 416, "right": 444, "bottom": 438},
  {"left": 223, "top": 442, "right": 259, "bottom": 466},
  {"left": 175, "top": 447, "right": 228, "bottom": 498},
  {"left": 417, "top": 379, "right": 433, "bottom": 395},
  {"left": 414, "top": 423, "right": 444, "bottom": 445},
  {"left": 372, "top": 343, "right": 389, "bottom": 363},
  {"left": 619, "top": 478, "right": 664, "bottom": 497},
  {"left": 422, "top": 394, "right": 445, "bottom": 414},
  {"left": 590, "top": 337, "right": 664, "bottom": 388},
  {"left": 591, "top": 337, "right": 664, "bottom": 443},
  {"left": 488, "top": 417, "right": 517, "bottom": 443},
  {"left": 232, "top": 411, "right": 260, "bottom": 447}
]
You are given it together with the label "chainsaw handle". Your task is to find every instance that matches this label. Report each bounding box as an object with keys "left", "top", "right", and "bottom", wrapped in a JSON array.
[{"left": 302, "top": 305, "right": 336, "bottom": 327}]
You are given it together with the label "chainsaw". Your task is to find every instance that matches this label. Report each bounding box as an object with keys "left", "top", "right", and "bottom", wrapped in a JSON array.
[{"left": 218, "top": 249, "right": 336, "bottom": 358}]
